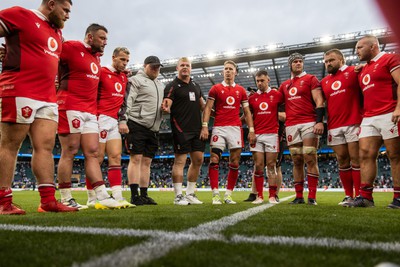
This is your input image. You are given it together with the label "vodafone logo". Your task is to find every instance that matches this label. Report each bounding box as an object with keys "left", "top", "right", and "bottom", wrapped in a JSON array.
[
  {"left": 259, "top": 102, "right": 268, "bottom": 111},
  {"left": 100, "top": 130, "right": 108, "bottom": 139},
  {"left": 289, "top": 87, "right": 297, "bottom": 96},
  {"left": 212, "top": 135, "right": 219, "bottom": 142},
  {"left": 47, "top": 37, "right": 58, "bottom": 52},
  {"left": 226, "top": 96, "right": 235, "bottom": 105},
  {"left": 362, "top": 74, "right": 371, "bottom": 85},
  {"left": 90, "top": 62, "right": 99, "bottom": 74},
  {"left": 115, "top": 82, "right": 122, "bottom": 92},
  {"left": 331, "top": 81, "right": 341, "bottom": 91}
]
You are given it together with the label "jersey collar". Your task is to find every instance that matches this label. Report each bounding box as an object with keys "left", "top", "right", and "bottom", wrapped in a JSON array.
[
  {"left": 291, "top": 71, "right": 307, "bottom": 79},
  {"left": 370, "top": 51, "right": 386, "bottom": 62},
  {"left": 222, "top": 81, "right": 236, "bottom": 87}
]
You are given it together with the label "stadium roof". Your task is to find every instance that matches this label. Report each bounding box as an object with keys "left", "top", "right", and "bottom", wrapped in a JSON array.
[{"left": 130, "top": 28, "right": 398, "bottom": 96}]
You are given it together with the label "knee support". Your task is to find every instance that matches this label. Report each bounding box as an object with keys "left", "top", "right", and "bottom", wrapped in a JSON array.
[
  {"left": 289, "top": 147, "right": 303, "bottom": 156},
  {"left": 211, "top": 147, "right": 223, "bottom": 161},
  {"left": 303, "top": 146, "right": 317, "bottom": 155}
]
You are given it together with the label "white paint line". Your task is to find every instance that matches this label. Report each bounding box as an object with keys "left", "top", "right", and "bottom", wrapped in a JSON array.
[
  {"left": 75, "top": 196, "right": 294, "bottom": 267},
  {"left": 230, "top": 235, "right": 400, "bottom": 252}
]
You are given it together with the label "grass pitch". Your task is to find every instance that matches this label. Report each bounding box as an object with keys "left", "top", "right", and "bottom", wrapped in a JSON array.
[{"left": 1, "top": 190, "right": 399, "bottom": 267}]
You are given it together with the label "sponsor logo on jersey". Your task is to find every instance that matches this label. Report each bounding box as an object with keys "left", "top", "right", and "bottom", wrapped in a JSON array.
[
  {"left": 259, "top": 102, "right": 268, "bottom": 111},
  {"left": 226, "top": 96, "right": 235, "bottom": 105},
  {"left": 331, "top": 81, "right": 341, "bottom": 91},
  {"left": 115, "top": 82, "right": 122, "bottom": 93},
  {"left": 362, "top": 74, "right": 371, "bottom": 85},
  {"left": 21, "top": 106, "right": 33, "bottom": 119},
  {"left": 72, "top": 118, "right": 81, "bottom": 129},
  {"left": 91, "top": 62, "right": 99, "bottom": 74},
  {"left": 48, "top": 37, "right": 58, "bottom": 52},
  {"left": 81, "top": 52, "right": 84, "bottom": 57},
  {"left": 289, "top": 87, "right": 297, "bottom": 96},
  {"left": 35, "top": 22, "right": 40, "bottom": 28}
]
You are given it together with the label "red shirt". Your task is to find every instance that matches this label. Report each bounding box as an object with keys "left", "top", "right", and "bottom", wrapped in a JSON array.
[
  {"left": 359, "top": 52, "right": 400, "bottom": 117},
  {"left": 279, "top": 72, "right": 321, "bottom": 127},
  {"left": 0, "top": 7, "right": 63, "bottom": 102},
  {"left": 97, "top": 66, "right": 127, "bottom": 119},
  {"left": 208, "top": 81, "right": 248, "bottom": 127},
  {"left": 57, "top": 41, "right": 101, "bottom": 114},
  {"left": 321, "top": 65, "right": 362, "bottom": 129},
  {"left": 248, "top": 88, "right": 283, "bottom": 134}
]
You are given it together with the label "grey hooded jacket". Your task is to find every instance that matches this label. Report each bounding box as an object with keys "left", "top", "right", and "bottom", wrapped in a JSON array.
[{"left": 118, "top": 69, "right": 165, "bottom": 132}]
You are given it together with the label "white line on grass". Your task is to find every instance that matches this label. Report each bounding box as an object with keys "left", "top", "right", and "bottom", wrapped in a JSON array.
[
  {"left": 231, "top": 235, "right": 400, "bottom": 252},
  {"left": 2, "top": 195, "right": 398, "bottom": 267},
  {"left": 75, "top": 197, "right": 293, "bottom": 267}
]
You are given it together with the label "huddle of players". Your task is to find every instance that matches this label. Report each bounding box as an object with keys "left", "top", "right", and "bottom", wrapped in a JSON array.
[
  {"left": 191, "top": 34, "right": 400, "bottom": 209},
  {"left": 0, "top": 1, "right": 399, "bottom": 215}
]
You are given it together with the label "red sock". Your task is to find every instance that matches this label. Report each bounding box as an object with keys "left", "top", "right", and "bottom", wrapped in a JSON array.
[
  {"left": 339, "top": 167, "right": 353, "bottom": 197},
  {"left": 85, "top": 177, "right": 93, "bottom": 190},
  {"left": 208, "top": 163, "right": 219, "bottom": 190},
  {"left": 294, "top": 181, "right": 304, "bottom": 198},
  {"left": 58, "top": 182, "right": 71, "bottom": 189},
  {"left": 351, "top": 166, "right": 361, "bottom": 196},
  {"left": 108, "top": 165, "right": 122, "bottom": 187},
  {"left": 254, "top": 170, "right": 264, "bottom": 199},
  {"left": 307, "top": 173, "right": 319, "bottom": 199},
  {"left": 360, "top": 183, "right": 373, "bottom": 200},
  {"left": 394, "top": 187, "right": 400, "bottom": 199},
  {"left": 226, "top": 163, "right": 239, "bottom": 191},
  {"left": 0, "top": 188, "right": 12, "bottom": 205},
  {"left": 269, "top": 185, "right": 277, "bottom": 199},
  {"left": 38, "top": 184, "right": 56, "bottom": 204},
  {"left": 91, "top": 181, "right": 105, "bottom": 189}
]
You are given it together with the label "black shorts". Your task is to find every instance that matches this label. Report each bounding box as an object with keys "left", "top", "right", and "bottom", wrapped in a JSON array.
[
  {"left": 172, "top": 131, "right": 206, "bottom": 154},
  {"left": 125, "top": 120, "right": 159, "bottom": 158}
]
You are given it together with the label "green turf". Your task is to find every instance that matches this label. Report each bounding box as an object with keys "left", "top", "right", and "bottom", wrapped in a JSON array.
[{"left": 1, "top": 190, "right": 399, "bottom": 267}]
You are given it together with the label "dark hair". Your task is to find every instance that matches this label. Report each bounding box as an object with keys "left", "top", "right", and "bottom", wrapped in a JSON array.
[
  {"left": 85, "top": 23, "right": 108, "bottom": 36},
  {"left": 255, "top": 70, "right": 269, "bottom": 77}
]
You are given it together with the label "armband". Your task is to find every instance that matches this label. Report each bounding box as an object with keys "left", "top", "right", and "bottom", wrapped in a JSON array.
[
  {"left": 316, "top": 107, "right": 325, "bottom": 123},
  {"left": 242, "top": 102, "right": 249, "bottom": 108},
  {"left": 202, "top": 122, "right": 208, "bottom": 127}
]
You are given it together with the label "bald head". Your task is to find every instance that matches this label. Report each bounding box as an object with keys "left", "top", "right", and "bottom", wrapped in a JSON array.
[{"left": 356, "top": 34, "right": 380, "bottom": 62}]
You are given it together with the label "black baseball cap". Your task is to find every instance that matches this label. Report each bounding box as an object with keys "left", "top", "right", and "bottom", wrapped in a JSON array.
[{"left": 144, "top": 56, "right": 163, "bottom": 67}]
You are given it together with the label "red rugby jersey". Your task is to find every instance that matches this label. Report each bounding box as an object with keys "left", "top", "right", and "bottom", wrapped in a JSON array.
[
  {"left": 208, "top": 81, "right": 248, "bottom": 127},
  {"left": 321, "top": 65, "right": 362, "bottom": 129},
  {"left": 57, "top": 41, "right": 101, "bottom": 114},
  {"left": 358, "top": 52, "right": 400, "bottom": 117},
  {"left": 97, "top": 66, "right": 127, "bottom": 119},
  {"left": 0, "top": 7, "right": 62, "bottom": 102},
  {"left": 248, "top": 88, "right": 283, "bottom": 134},
  {"left": 279, "top": 72, "right": 321, "bottom": 127}
]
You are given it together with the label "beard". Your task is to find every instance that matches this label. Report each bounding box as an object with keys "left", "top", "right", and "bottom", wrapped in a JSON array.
[{"left": 48, "top": 11, "right": 64, "bottom": 29}]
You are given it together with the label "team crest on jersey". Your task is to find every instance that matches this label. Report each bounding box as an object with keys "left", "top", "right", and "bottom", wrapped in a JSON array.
[
  {"left": 115, "top": 82, "right": 123, "bottom": 92},
  {"left": 212, "top": 135, "right": 219, "bottom": 142},
  {"left": 100, "top": 130, "right": 108, "bottom": 139},
  {"left": 72, "top": 118, "right": 81, "bottom": 129},
  {"left": 235, "top": 90, "right": 240, "bottom": 97},
  {"left": 289, "top": 87, "right": 297, "bottom": 96},
  {"left": 90, "top": 63, "right": 99, "bottom": 74},
  {"left": 344, "top": 72, "right": 350, "bottom": 79},
  {"left": 259, "top": 102, "right": 268, "bottom": 111},
  {"left": 47, "top": 37, "right": 58, "bottom": 52},
  {"left": 21, "top": 106, "right": 33, "bottom": 119},
  {"left": 300, "top": 81, "right": 304, "bottom": 86},
  {"left": 331, "top": 81, "right": 341, "bottom": 91},
  {"left": 287, "top": 135, "right": 293, "bottom": 142},
  {"left": 226, "top": 96, "right": 235, "bottom": 105},
  {"left": 362, "top": 74, "right": 371, "bottom": 85}
]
